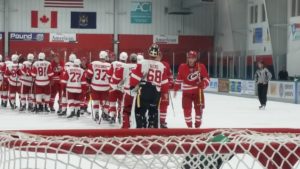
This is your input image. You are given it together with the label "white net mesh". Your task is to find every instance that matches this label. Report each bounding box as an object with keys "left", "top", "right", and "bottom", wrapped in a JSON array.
[{"left": 1, "top": 129, "right": 300, "bottom": 169}]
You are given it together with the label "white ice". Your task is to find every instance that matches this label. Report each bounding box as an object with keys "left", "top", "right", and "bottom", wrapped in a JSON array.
[
  {"left": 0, "top": 92, "right": 300, "bottom": 169},
  {"left": 0, "top": 91, "right": 299, "bottom": 130}
]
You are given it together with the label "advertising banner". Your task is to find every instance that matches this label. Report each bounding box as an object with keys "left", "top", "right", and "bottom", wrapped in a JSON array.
[
  {"left": 10, "top": 32, "right": 44, "bottom": 41},
  {"left": 241, "top": 80, "right": 256, "bottom": 95},
  {"left": 205, "top": 78, "right": 218, "bottom": 92},
  {"left": 268, "top": 81, "right": 295, "bottom": 100},
  {"left": 218, "top": 79, "right": 229, "bottom": 93},
  {"left": 49, "top": 33, "right": 76, "bottom": 43},
  {"left": 131, "top": 1, "right": 152, "bottom": 24},
  {"left": 229, "top": 79, "right": 242, "bottom": 94},
  {"left": 153, "top": 35, "right": 178, "bottom": 44}
]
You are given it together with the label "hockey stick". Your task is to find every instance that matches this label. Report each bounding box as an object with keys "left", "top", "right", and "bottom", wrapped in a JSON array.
[{"left": 168, "top": 91, "right": 176, "bottom": 117}]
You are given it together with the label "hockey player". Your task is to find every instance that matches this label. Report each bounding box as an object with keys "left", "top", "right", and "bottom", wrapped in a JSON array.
[
  {"left": 19, "top": 53, "right": 34, "bottom": 111},
  {"left": 137, "top": 54, "right": 144, "bottom": 64},
  {"left": 159, "top": 58, "right": 174, "bottom": 128},
  {"left": 79, "top": 57, "right": 90, "bottom": 115},
  {"left": 31, "top": 52, "right": 54, "bottom": 113},
  {"left": 61, "top": 59, "right": 87, "bottom": 118},
  {"left": 111, "top": 53, "right": 139, "bottom": 128},
  {"left": 174, "top": 51, "right": 210, "bottom": 128},
  {"left": 4, "top": 54, "right": 22, "bottom": 109},
  {"left": 50, "top": 54, "right": 64, "bottom": 112},
  {"left": 59, "top": 54, "right": 76, "bottom": 115},
  {"left": 0, "top": 55, "right": 5, "bottom": 107},
  {"left": 87, "top": 51, "right": 111, "bottom": 122},
  {"left": 130, "top": 44, "right": 169, "bottom": 128},
  {"left": 107, "top": 52, "right": 128, "bottom": 124},
  {"left": 1, "top": 57, "right": 12, "bottom": 108}
]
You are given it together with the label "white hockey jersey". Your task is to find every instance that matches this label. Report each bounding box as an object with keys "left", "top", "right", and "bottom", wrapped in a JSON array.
[
  {"left": 61, "top": 66, "right": 86, "bottom": 93},
  {"left": 0, "top": 62, "right": 5, "bottom": 86},
  {"left": 87, "top": 61, "right": 111, "bottom": 91},
  {"left": 31, "top": 60, "right": 54, "bottom": 86},
  {"left": 4, "top": 62, "right": 22, "bottom": 86},
  {"left": 20, "top": 61, "right": 33, "bottom": 86}
]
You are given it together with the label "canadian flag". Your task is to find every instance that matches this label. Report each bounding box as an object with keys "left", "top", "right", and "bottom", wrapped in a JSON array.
[{"left": 31, "top": 11, "right": 57, "bottom": 28}]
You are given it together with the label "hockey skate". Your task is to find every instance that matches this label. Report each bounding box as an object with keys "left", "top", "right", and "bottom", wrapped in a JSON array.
[
  {"left": 36, "top": 104, "right": 43, "bottom": 113},
  {"left": 50, "top": 107, "right": 56, "bottom": 113},
  {"left": 259, "top": 105, "right": 266, "bottom": 110},
  {"left": 94, "top": 111, "right": 100, "bottom": 121},
  {"left": 160, "top": 122, "right": 168, "bottom": 129},
  {"left": 76, "top": 110, "right": 80, "bottom": 118},
  {"left": 109, "top": 116, "right": 116, "bottom": 124},
  {"left": 67, "top": 110, "right": 76, "bottom": 118},
  {"left": 19, "top": 104, "right": 26, "bottom": 112},
  {"left": 44, "top": 105, "right": 51, "bottom": 113},
  {"left": 58, "top": 110, "right": 67, "bottom": 116}
]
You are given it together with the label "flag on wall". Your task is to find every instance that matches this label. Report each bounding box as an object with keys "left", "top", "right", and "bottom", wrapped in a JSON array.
[
  {"left": 71, "top": 12, "right": 96, "bottom": 29},
  {"left": 44, "top": 0, "right": 84, "bottom": 8},
  {"left": 31, "top": 11, "right": 57, "bottom": 28}
]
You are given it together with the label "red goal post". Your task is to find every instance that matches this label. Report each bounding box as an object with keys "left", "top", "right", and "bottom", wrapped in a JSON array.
[{"left": 1, "top": 128, "right": 300, "bottom": 169}]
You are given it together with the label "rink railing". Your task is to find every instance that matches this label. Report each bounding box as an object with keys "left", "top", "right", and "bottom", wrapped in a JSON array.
[{"left": 205, "top": 78, "right": 300, "bottom": 104}]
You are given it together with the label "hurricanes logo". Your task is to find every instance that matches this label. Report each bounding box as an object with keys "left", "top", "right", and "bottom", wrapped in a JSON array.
[{"left": 187, "top": 71, "right": 200, "bottom": 81}]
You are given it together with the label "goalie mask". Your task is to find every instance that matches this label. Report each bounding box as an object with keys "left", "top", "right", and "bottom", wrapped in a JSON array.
[{"left": 148, "top": 44, "right": 160, "bottom": 57}]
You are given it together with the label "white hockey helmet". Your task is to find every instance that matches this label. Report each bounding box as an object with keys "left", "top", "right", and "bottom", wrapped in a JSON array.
[
  {"left": 0, "top": 54, "right": 2, "bottom": 61},
  {"left": 27, "top": 53, "right": 34, "bottom": 61},
  {"left": 73, "top": 59, "right": 81, "bottom": 66},
  {"left": 137, "top": 54, "right": 144, "bottom": 64},
  {"left": 99, "top": 51, "right": 108, "bottom": 59},
  {"left": 69, "top": 54, "right": 77, "bottom": 62},
  {"left": 11, "top": 54, "right": 19, "bottom": 62},
  {"left": 119, "top": 52, "right": 128, "bottom": 61},
  {"left": 38, "top": 52, "right": 46, "bottom": 60}
]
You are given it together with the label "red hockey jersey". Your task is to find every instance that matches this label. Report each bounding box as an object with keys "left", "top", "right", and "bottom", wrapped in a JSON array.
[
  {"left": 51, "top": 60, "right": 64, "bottom": 82},
  {"left": 130, "top": 59, "right": 168, "bottom": 92},
  {"left": 161, "top": 61, "right": 174, "bottom": 90},
  {"left": 174, "top": 63, "right": 210, "bottom": 93},
  {"left": 0, "top": 62, "right": 5, "bottom": 86},
  {"left": 61, "top": 66, "right": 87, "bottom": 93},
  {"left": 31, "top": 60, "right": 54, "bottom": 86}
]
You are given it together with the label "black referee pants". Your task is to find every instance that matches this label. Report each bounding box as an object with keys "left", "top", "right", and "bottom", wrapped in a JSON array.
[{"left": 257, "top": 83, "right": 268, "bottom": 106}]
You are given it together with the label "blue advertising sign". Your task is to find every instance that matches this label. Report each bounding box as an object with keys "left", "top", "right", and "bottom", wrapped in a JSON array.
[
  {"left": 131, "top": 1, "right": 152, "bottom": 24},
  {"left": 10, "top": 32, "right": 44, "bottom": 41},
  {"left": 229, "top": 79, "right": 242, "bottom": 94}
]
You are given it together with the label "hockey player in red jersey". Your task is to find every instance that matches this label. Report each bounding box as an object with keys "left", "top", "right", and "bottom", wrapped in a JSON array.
[
  {"left": 79, "top": 57, "right": 90, "bottom": 115},
  {"left": 50, "top": 54, "right": 64, "bottom": 113},
  {"left": 59, "top": 54, "right": 77, "bottom": 116},
  {"left": 174, "top": 51, "right": 210, "bottom": 128},
  {"left": 130, "top": 44, "right": 169, "bottom": 128},
  {"left": 87, "top": 51, "right": 111, "bottom": 122},
  {"left": 0, "top": 55, "right": 7, "bottom": 108},
  {"left": 19, "top": 53, "right": 34, "bottom": 112},
  {"left": 61, "top": 59, "right": 87, "bottom": 118},
  {"left": 159, "top": 58, "right": 174, "bottom": 128},
  {"left": 31, "top": 52, "right": 54, "bottom": 113},
  {"left": 107, "top": 52, "right": 128, "bottom": 124},
  {"left": 4, "top": 54, "right": 22, "bottom": 109},
  {"left": 110, "top": 53, "right": 139, "bottom": 128},
  {"left": 1, "top": 57, "right": 12, "bottom": 108}
]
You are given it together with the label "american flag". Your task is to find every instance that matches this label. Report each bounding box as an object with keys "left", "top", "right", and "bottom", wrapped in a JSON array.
[{"left": 44, "top": 0, "right": 84, "bottom": 8}]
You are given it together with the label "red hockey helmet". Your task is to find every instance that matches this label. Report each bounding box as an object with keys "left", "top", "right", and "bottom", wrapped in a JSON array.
[{"left": 187, "top": 50, "right": 197, "bottom": 58}]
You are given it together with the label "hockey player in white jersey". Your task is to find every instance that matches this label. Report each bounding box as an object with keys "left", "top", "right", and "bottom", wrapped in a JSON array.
[
  {"left": 61, "top": 59, "right": 87, "bottom": 118},
  {"left": 19, "top": 53, "right": 34, "bottom": 112},
  {"left": 107, "top": 52, "right": 128, "bottom": 124},
  {"left": 4, "top": 54, "right": 22, "bottom": 109},
  {"left": 31, "top": 52, "right": 54, "bottom": 113},
  {"left": 87, "top": 51, "right": 111, "bottom": 122},
  {"left": 59, "top": 53, "right": 77, "bottom": 116}
]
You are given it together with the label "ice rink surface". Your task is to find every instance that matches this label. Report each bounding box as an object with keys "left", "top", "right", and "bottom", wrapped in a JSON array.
[{"left": 0, "top": 92, "right": 299, "bottom": 130}]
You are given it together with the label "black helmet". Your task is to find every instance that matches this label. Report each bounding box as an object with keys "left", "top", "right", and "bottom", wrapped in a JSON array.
[{"left": 148, "top": 43, "right": 160, "bottom": 57}]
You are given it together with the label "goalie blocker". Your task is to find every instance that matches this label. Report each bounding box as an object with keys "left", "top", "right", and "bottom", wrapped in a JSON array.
[{"left": 130, "top": 44, "right": 169, "bottom": 128}]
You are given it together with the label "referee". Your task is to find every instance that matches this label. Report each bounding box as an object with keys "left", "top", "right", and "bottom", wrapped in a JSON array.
[{"left": 254, "top": 61, "right": 272, "bottom": 110}]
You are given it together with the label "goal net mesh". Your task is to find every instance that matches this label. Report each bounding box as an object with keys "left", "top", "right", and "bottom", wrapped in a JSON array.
[{"left": 0, "top": 128, "right": 300, "bottom": 169}]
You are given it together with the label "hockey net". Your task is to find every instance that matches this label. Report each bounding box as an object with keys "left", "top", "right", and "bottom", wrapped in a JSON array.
[{"left": 1, "top": 129, "right": 300, "bottom": 169}]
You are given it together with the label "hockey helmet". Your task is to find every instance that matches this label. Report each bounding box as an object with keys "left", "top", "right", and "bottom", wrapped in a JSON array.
[
  {"left": 69, "top": 54, "right": 77, "bottom": 62},
  {"left": 73, "top": 59, "right": 81, "bottom": 66},
  {"left": 99, "top": 51, "right": 108, "bottom": 59},
  {"left": 38, "top": 52, "right": 46, "bottom": 60},
  {"left": 27, "top": 53, "right": 34, "bottom": 61},
  {"left": 137, "top": 54, "right": 144, "bottom": 64},
  {"left": 119, "top": 52, "right": 128, "bottom": 61},
  {"left": 11, "top": 54, "right": 19, "bottom": 62},
  {"left": 187, "top": 50, "right": 197, "bottom": 58}
]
